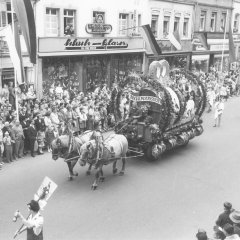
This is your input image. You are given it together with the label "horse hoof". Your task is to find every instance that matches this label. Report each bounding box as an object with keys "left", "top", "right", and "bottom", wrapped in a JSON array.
[
  {"left": 68, "top": 176, "right": 73, "bottom": 181},
  {"left": 100, "top": 177, "right": 105, "bottom": 182},
  {"left": 119, "top": 171, "right": 124, "bottom": 176},
  {"left": 91, "top": 185, "right": 97, "bottom": 190},
  {"left": 86, "top": 171, "right": 91, "bottom": 176},
  {"left": 74, "top": 173, "right": 78, "bottom": 177},
  {"left": 113, "top": 168, "right": 118, "bottom": 174}
]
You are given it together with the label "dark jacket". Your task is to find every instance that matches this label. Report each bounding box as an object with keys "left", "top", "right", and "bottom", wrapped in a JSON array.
[
  {"left": 35, "top": 118, "right": 46, "bottom": 132},
  {"left": 27, "top": 125, "right": 38, "bottom": 140},
  {"left": 216, "top": 210, "right": 232, "bottom": 228}
]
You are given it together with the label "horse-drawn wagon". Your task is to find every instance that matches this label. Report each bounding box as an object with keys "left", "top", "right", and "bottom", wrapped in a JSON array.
[{"left": 112, "top": 60, "right": 206, "bottom": 161}]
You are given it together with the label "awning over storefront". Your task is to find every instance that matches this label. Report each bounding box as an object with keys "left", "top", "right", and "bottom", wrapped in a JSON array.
[{"left": 38, "top": 37, "right": 146, "bottom": 57}]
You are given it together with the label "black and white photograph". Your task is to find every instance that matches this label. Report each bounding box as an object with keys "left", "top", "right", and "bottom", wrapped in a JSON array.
[{"left": 0, "top": 0, "right": 240, "bottom": 239}]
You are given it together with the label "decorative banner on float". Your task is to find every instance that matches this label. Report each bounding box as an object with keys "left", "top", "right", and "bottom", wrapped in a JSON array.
[{"left": 130, "top": 94, "right": 162, "bottom": 105}]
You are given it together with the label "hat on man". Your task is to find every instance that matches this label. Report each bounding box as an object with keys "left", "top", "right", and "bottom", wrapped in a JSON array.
[
  {"left": 27, "top": 200, "right": 40, "bottom": 212},
  {"left": 224, "top": 202, "right": 232, "bottom": 210},
  {"left": 230, "top": 211, "right": 240, "bottom": 224}
]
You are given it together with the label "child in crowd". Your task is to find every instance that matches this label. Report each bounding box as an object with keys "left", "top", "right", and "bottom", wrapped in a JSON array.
[
  {"left": 3, "top": 131, "right": 14, "bottom": 163},
  {"left": 45, "top": 125, "right": 55, "bottom": 152}
]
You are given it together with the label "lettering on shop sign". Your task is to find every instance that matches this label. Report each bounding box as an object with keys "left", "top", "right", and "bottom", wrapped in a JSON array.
[
  {"left": 85, "top": 23, "right": 112, "bottom": 34},
  {"left": 64, "top": 38, "right": 128, "bottom": 50},
  {"left": 129, "top": 95, "right": 162, "bottom": 105}
]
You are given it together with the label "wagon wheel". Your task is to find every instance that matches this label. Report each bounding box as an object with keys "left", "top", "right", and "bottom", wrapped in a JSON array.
[{"left": 144, "top": 144, "right": 158, "bottom": 162}]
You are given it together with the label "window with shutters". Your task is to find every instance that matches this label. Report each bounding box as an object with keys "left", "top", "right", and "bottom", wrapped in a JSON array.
[
  {"left": 220, "top": 12, "right": 227, "bottom": 32},
  {"left": 234, "top": 14, "right": 239, "bottom": 33},
  {"left": 119, "top": 13, "right": 128, "bottom": 36},
  {"left": 151, "top": 15, "right": 158, "bottom": 37},
  {"left": 199, "top": 11, "right": 206, "bottom": 31},
  {"left": 174, "top": 16, "right": 180, "bottom": 32},
  {"left": 210, "top": 12, "right": 217, "bottom": 32},
  {"left": 183, "top": 18, "right": 189, "bottom": 38},
  {"left": 46, "top": 8, "right": 59, "bottom": 36},
  {"left": 163, "top": 16, "right": 170, "bottom": 38},
  {"left": 64, "top": 9, "right": 75, "bottom": 36}
]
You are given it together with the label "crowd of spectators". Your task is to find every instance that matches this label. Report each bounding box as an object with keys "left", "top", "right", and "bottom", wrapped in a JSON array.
[
  {"left": 196, "top": 202, "right": 240, "bottom": 240},
  {"left": 0, "top": 82, "right": 113, "bottom": 170},
  {"left": 0, "top": 67, "right": 239, "bottom": 170}
]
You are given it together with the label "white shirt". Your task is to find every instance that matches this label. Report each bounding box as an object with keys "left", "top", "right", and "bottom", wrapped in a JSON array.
[{"left": 27, "top": 212, "right": 44, "bottom": 235}]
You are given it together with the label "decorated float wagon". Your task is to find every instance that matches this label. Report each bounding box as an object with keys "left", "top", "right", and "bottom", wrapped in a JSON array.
[{"left": 111, "top": 60, "right": 206, "bottom": 161}]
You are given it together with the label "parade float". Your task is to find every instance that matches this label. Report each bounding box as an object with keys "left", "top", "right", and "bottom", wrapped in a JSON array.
[{"left": 111, "top": 60, "right": 206, "bottom": 161}]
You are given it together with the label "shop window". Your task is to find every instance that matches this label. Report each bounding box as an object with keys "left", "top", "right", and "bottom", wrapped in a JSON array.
[
  {"left": 233, "top": 14, "right": 239, "bottom": 33},
  {"left": 210, "top": 12, "right": 217, "bottom": 32},
  {"left": 46, "top": 8, "right": 59, "bottom": 36},
  {"left": 119, "top": 13, "right": 128, "bottom": 36},
  {"left": 174, "top": 16, "right": 180, "bottom": 32},
  {"left": 163, "top": 16, "right": 170, "bottom": 38},
  {"left": 85, "top": 56, "right": 109, "bottom": 91},
  {"left": 151, "top": 15, "right": 158, "bottom": 37},
  {"left": 93, "top": 11, "right": 105, "bottom": 24},
  {"left": 220, "top": 12, "right": 227, "bottom": 32},
  {"left": 64, "top": 9, "right": 75, "bottom": 36},
  {"left": 199, "top": 11, "right": 206, "bottom": 31},
  {"left": 183, "top": 18, "right": 189, "bottom": 38}
]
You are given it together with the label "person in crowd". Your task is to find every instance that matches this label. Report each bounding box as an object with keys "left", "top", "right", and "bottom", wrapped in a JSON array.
[
  {"left": 8, "top": 82, "right": 15, "bottom": 107},
  {"left": 45, "top": 125, "right": 55, "bottom": 152},
  {"left": 22, "top": 117, "right": 30, "bottom": 155},
  {"left": 27, "top": 119, "right": 38, "bottom": 157},
  {"left": 12, "top": 120, "right": 24, "bottom": 159},
  {"left": 35, "top": 114, "right": 46, "bottom": 155},
  {"left": 196, "top": 229, "right": 211, "bottom": 240},
  {"left": 229, "top": 211, "right": 240, "bottom": 236},
  {"left": 3, "top": 131, "right": 14, "bottom": 163},
  {"left": 223, "top": 223, "right": 240, "bottom": 240},
  {"left": 79, "top": 107, "right": 87, "bottom": 133},
  {"left": 0, "top": 127, "right": 3, "bottom": 168},
  {"left": 14, "top": 200, "right": 44, "bottom": 240},
  {"left": 50, "top": 107, "right": 60, "bottom": 129},
  {"left": 213, "top": 97, "right": 224, "bottom": 127}
]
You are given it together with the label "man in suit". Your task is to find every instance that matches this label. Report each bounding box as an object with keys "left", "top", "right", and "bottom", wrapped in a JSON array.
[{"left": 27, "top": 120, "right": 37, "bottom": 157}]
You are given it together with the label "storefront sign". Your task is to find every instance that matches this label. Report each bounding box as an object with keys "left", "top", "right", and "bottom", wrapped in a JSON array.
[
  {"left": 85, "top": 23, "right": 112, "bottom": 34},
  {"left": 38, "top": 37, "right": 145, "bottom": 55},
  {"left": 210, "top": 44, "right": 229, "bottom": 51},
  {"left": 130, "top": 94, "right": 162, "bottom": 104},
  {"left": 64, "top": 38, "right": 128, "bottom": 50}
]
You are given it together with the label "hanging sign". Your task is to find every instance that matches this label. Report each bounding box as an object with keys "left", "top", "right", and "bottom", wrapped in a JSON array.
[{"left": 130, "top": 94, "right": 162, "bottom": 104}]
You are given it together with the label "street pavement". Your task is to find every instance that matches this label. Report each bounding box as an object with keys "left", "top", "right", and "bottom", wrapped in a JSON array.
[{"left": 1, "top": 96, "right": 240, "bottom": 240}]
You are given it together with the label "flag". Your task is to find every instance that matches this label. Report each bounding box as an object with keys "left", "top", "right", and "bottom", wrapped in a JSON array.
[
  {"left": 13, "top": 21, "right": 26, "bottom": 84},
  {"left": 169, "top": 30, "right": 182, "bottom": 51},
  {"left": 12, "top": 0, "right": 36, "bottom": 64},
  {"left": 198, "top": 32, "right": 208, "bottom": 50},
  {"left": 2, "top": 25, "right": 24, "bottom": 84},
  {"left": 140, "top": 24, "right": 162, "bottom": 55},
  {"left": 228, "top": 22, "right": 236, "bottom": 63}
]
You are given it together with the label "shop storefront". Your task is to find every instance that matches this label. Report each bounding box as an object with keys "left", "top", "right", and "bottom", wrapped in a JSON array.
[
  {"left": 148, "top": 39, "right": 192, "bottom": 70},
  {"left": 191, "top": 54, "right": 210, "bottom": 73},
  {"left": 38, "top": 37, "right": 145, "bottom": 98}
]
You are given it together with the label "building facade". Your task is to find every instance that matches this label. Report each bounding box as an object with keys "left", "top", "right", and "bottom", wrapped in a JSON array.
[
  {"left": 35, "top": 0, "right": 153, "bottom": 98},
  {"left": 148, "top": 0, "right": 194, "bottom": 69},
  {"left": 192, "top": 0, "right": 234, "bottom": 72},
  {"left": 232, "top": 0, "right": 240, "bottom": 64},
  {"left": 0, "top": 0, "right": 34, "bottom": 89}
]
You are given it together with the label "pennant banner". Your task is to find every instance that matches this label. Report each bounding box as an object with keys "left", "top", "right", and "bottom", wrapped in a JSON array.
[
  {"left": 2, "top": 25, "right": 23, "bottom": 84},
  {"left": 169, "top": 31, "right": 182, "bottom": 51},
  {"left": 12, "top": 0, "right": 36, "bottom": 64},
  {"left": 141, "top": 24, "right": 162, "bottom": 55}
]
